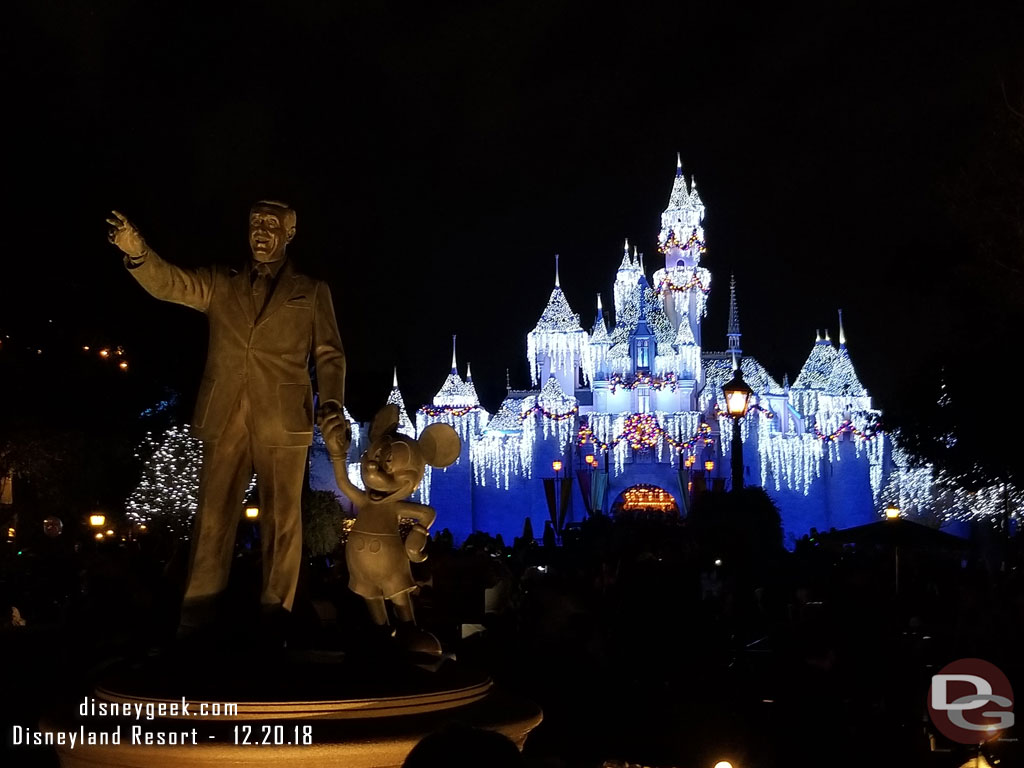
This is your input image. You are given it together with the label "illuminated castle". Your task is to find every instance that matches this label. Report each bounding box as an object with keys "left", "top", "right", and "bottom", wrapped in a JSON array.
[{"left": 312, "top": 157, "right": 898, "bottom": 546}]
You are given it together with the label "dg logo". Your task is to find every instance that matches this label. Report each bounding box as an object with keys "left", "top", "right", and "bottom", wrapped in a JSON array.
[{"left": 928, "top": 658, "right": 1015, "bottom": 744}]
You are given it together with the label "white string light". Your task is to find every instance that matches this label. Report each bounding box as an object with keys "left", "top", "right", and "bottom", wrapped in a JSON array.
[{"left": 126, "top": 425, "right": 256, "bottom": 534}]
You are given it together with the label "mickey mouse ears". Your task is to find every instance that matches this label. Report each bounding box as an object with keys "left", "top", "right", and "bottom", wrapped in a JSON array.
[
  {"left": 369, "top": 404, "right": 400, "bottom": 442},
  {"left": 367, "top": 404, "right": 461, "bottom": 468},
  {"left": 419, "top": 423, "right": 461, "bottom": 468}
]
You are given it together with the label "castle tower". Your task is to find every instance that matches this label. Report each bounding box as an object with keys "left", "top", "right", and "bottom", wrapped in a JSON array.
[
  {"left": 589, "top": 293, "right": 611, "bottom": 382},
  {"left": 822, "top": 310, "right": 871, "bottom": 416},
  {"left": 652, "top": 156, "right": 710, "bottom": 356},
  {"left": 659, "top": 153, "right": 706, "bottom": 264},
  {"left": 613, "top": 239, "right": 642, "bottom": 319},
  {"left": 432, "top": 336, "right": 479, "bottom": 407},
  {"left": 386, "top": 366, "right": 416, "bottom": 437},
  {"left": 790, "top": 329, "right": 838, "bottom": 422},
  {"left": 526, "top": 254, "right": 589, "bottom": 397}
]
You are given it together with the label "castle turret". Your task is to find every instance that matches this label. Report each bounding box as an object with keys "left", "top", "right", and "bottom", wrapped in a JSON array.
[
  {"left": 589, "top": 293, "right": 611, "bottom": 382},
  {"left": 793, "top": 330, "right": 837, "bottom": 392},
  {"left": 527, "top": 255, "right": 589, "bottom": 396},
  {"left": 432, "top": 335, "right": 479, "bottom": 408},
  {"left": 790, "top": 329, "right": 838, "bottom": 422},
  {"left": 653, "top": 156, "right": 711, "bottom": 353},
  {"left": 823, "top": 310, "right": 870, "bottom": 408},
  {"left": 659, "top": 153, "right": 706, "bottom": 264},
  {"left": 386, "top": 366, "right": 416, "bottom": 436},
  {"left": 464, "top": 362, "right": 481, "bottom": 405},
  {"left": 613, "top": 239, "right": 642, "bottom": 319}
]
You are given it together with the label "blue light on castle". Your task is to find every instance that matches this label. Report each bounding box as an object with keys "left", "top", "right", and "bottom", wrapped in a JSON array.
[{"left": 309, "top": 157, "right": 908, "bottom": 547}]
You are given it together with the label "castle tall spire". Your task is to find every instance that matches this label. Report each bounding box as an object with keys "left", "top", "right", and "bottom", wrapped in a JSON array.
[
  {"left": 592, "top": 293, "right": 606, "bottom": 334},
  {"left": 659, "top": 154, "right": 706, "bottom": 257},
  {"left": 463, "top": 361, "right": 481, "bottom": 404},
  {"left": 838, "top": 308, "right": 846, "bottom": 347},
  {"left": 433, "top": 337, "right": 479, "bottom": 408},
  {"left": 387, "top": 365, "right": 415, "bottom": 436},
  {"left": 619, "top": 238, "right": 632, "bottom": 272},
  {"left": 793, "top": 330, "right": 839, "bottom": 391},
  {"left": 614, "top": 241, "right": 641, "bottom": 318},
  {"left": 527, "top": 264, "right": 588, "bottom": 388},
  {"left": 727, "top": 272, "right": 742, "bottom": 356},
  {"left": 554, "top": 253, "right": 561, "bottom": 288},
  {"left": 666, "top": 156, "right": 690, "bottom": 210}
]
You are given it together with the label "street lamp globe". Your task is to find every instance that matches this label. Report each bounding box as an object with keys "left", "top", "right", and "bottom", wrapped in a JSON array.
[
  {"left": 722, "top": 369, "right": 753, "bottom": 418},
  {"left": 723, "top": 365, "right": 754, "bottom": 491}
]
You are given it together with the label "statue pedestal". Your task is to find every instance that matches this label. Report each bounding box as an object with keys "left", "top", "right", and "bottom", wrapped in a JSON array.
[{"left": 44, "top": 648, "right": 541, "bottom": 768}]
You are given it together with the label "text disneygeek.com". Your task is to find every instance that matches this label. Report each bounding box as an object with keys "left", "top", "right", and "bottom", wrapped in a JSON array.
[{"left": 9, "top": 696, "right": 314, "bottom": 749}]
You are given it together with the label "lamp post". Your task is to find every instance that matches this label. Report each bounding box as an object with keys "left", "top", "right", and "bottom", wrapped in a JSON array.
[
  {"left": 552, "top": 460, "right": 563, "bottom": 533},
  {"left": 883, "top": 504, "right": 902, "bottom": 594},
  {"left": 582, "top": 454, "right": 595, "bottom": 518},
  {"left": 722, "top": 366, "right": 753, "bottom": 491}
]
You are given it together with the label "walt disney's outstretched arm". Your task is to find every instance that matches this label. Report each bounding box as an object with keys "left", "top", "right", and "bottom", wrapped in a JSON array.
[{"left": 107, "top": 210, "right": 214, "bottom": 313}]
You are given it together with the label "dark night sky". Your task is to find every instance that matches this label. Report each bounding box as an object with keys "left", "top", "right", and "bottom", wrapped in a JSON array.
[{"left": 4, "top": 1, "right": 1023, "bottom": 424}]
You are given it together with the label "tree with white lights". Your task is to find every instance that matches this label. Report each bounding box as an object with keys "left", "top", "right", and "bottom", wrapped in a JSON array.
[{"left": 126, "top": 425, "right": 203, "bottom": 535}]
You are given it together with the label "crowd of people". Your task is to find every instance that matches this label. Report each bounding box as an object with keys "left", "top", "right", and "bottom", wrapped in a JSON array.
[{"left": 2, "top": 488, "right": 1021, "bottom": 767}]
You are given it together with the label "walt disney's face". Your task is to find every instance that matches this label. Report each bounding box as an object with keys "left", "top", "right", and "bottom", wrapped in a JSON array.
[
  {"left": 360, "top": 434, "right": 423, "bottom": 504},
  {"left": 249, "top": 206, "right": 294, "bottom": 263}
]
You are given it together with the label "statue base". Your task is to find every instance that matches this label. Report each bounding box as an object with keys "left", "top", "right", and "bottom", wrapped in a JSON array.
[{"left": 43, "top": 645, "right": 541, "bottom": 768}]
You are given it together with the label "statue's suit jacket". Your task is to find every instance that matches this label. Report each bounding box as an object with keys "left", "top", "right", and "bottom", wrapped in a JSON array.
[{"left": 126, "top": 253, "right": 345, "bottom": 446}]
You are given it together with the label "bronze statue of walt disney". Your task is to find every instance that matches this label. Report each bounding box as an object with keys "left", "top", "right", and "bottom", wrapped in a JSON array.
[{"left": 108, "top": 202, "right": 346, "bottom": 639}]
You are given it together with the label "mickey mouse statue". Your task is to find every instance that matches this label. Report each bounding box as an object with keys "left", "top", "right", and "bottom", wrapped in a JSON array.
[{"left": 322, "top": 404, "right": 460, "bottom": 657}]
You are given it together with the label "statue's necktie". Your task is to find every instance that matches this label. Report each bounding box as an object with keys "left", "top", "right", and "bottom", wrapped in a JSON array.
[{"left": 252, "top": 263, "right": 272, "bottom": 316}]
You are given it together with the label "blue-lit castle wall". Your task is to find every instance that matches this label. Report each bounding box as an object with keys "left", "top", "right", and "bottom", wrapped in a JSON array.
[{"left": 310, "top": 407, "right": 892, "bottom": 548}]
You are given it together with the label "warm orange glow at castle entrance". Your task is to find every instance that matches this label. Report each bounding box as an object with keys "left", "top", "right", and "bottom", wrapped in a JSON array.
[{"left": 617, "top": 484, "right": 678, "bottom": 513}]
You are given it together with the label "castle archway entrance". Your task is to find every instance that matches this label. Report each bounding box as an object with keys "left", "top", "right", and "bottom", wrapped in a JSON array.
[{"left": 612, "top": 483, "right": 679, "bottom": 515}]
